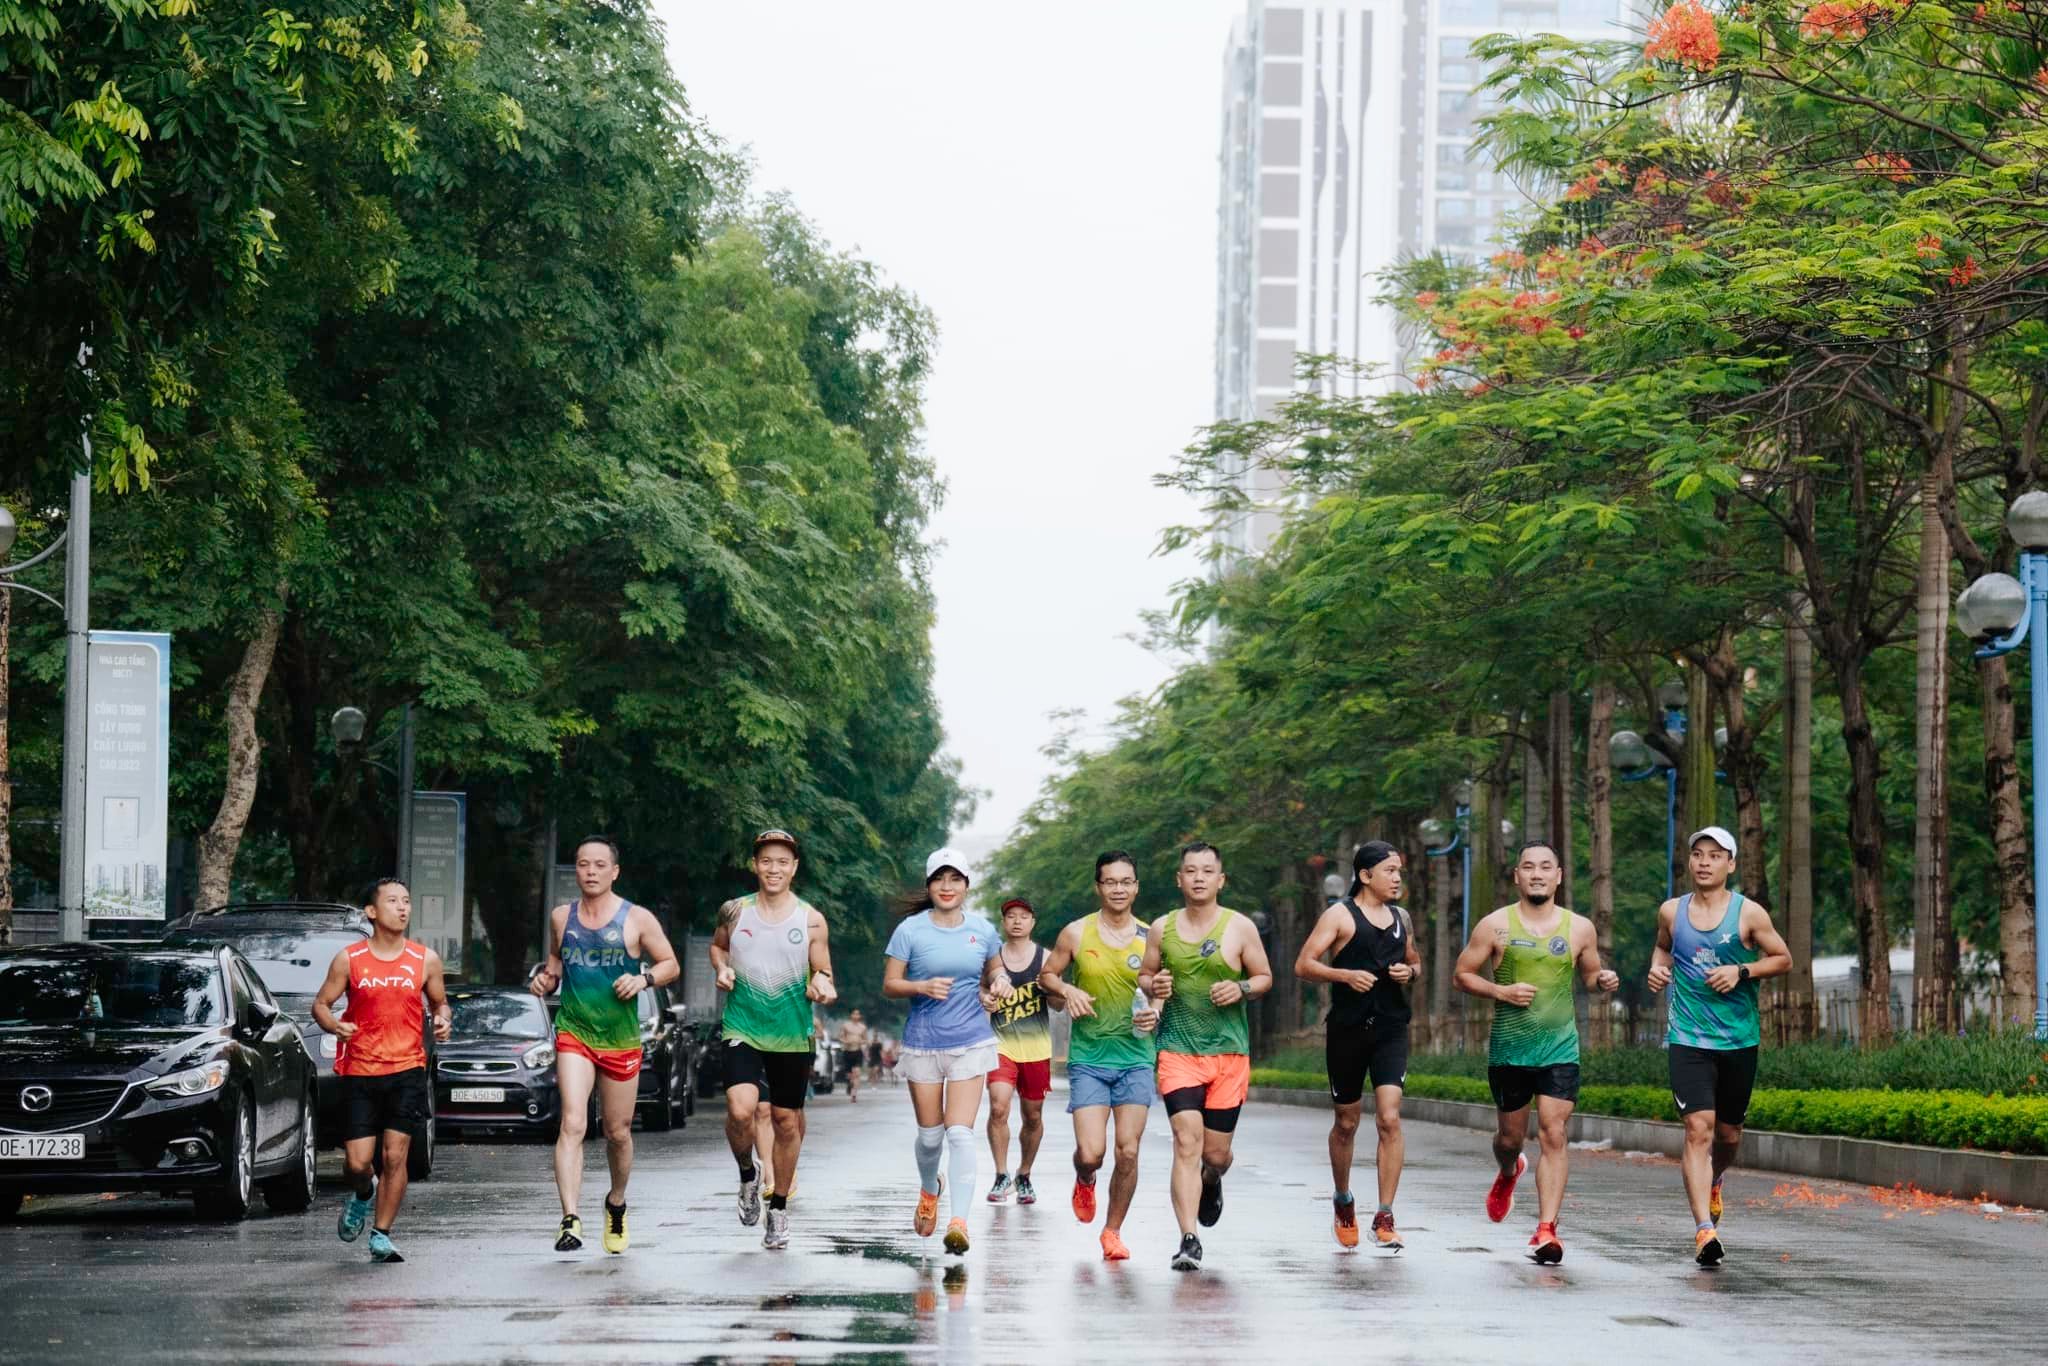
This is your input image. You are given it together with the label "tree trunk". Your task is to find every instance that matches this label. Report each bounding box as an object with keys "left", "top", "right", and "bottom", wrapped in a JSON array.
[
  {"left": 1523, "top": 715, "right": 1547, "bottom": 873},
  {"left": 1839, "top": 655, "right": 1895, "bottom": 1041},
  {"left": 1912, "top": 471, "right": 1954, "bottom": 1031},
  {"left": 1547, "top": 689, "right": 1573, "bottom": 908},
  {"left": 1982, "top": 655, "right": 2035, "bottom": 1024},
  {"left": 1469, "top": 775, "right": 1496, "bottom": 920},
  {"left": 196, "top": 604, "right": 287, "bottom": 911},
  {"left": 1778, "top": 537, "right": 1816, "bottom": 1040},
  {"left": 1704, "top": 632, "right": 1771, "bottom": 911},
  {"left": 1680, "top": 664, "right": 1716, "bottom": 891},
  {"left": 1586, "top": 682, "right": 1615, "bottom": 1048},
  {"left": 0, "top": 585, "right": 10, "bottom": 941},
  {"left": 1430, "top": 825, "right": 1452, "bottom": 1022}
]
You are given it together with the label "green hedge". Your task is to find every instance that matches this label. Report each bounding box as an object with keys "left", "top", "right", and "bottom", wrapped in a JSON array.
[{"left": 1247, "top": 1069, "right": 2048, "bottom": 1155}]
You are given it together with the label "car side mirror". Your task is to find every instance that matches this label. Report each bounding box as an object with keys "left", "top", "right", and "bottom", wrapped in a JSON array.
[
  {"left": 241, "top": 998, "right": 280, "bottom": 1035},
  {"left": 668, "top": 1003, "right": 688, "bottom": 1025}
]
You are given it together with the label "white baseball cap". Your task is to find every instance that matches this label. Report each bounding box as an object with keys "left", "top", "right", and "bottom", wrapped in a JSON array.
[
  {"left": 1689, "top": 825, "right": 1737, "bottom": 855},
  {"left": 925, "top": 847, "right": 973, "bottom": 883}
]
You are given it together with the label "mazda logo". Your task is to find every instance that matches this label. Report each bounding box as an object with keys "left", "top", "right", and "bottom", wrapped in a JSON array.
[{"left": 19, "top": 1086, "right": 53, "bottom": 1114}]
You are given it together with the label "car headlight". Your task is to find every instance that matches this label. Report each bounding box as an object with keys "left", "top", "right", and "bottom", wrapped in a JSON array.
[
  {"left": 319, "top": 1035, "right": 338, "bottom": 1058},
  {"left": 521, "top": 1041, "right": 555, "bottom": 1070},
  {"left": 147, "top": 1060, "right": 231, "bottom": 1098}
]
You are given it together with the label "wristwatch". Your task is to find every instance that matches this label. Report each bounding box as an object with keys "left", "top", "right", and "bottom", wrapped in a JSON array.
[{"left": 1736, "top": 964, "right": 1750, "bottom": 982}]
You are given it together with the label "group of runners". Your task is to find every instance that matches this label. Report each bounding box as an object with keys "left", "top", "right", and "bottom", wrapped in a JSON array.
[{"left": 311, "top": 820, "right": 1791, "bottom": 1273}]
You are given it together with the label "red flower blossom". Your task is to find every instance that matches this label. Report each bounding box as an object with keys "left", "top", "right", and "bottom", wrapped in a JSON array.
[
  {"left": 1567, "top": 325, "right": 1587, "bottom": 340},
  {"left": 1915, "top": 234, "right": 1943, "bottom": 260},
  {"left": 1802, "top": 0, "right": 1872, "bottom": 39},
  {"left": 1564, "top": 171, "right": 1602, "bottom": 202},
  {"left": 1414, "top": 290, "right": 1440, "bottom": 307},
  {"left": 1855, "top": 152, "right": 1913, "bottom": 183},
  {"left": 2035, "top": 65, "right": 2048, "bottom": 90},
  {"left": 1579, "top": 235, "right": 1606, "bottom": 255},
  {"left": 1490, "top": 250, "right": 1528, "bottom": 270},
  {"left": 1635, "top": 166, "right": 1674, "bottom": 197},
  {"left": 1950, "top": 255, "right": 1980, "bottom": 287},
  {"left": 1701, "top": 170, "right": 1738, "bottom": 207},
  {"left": 1645, "top": 0, "right": 1721, "bottom": 71}
]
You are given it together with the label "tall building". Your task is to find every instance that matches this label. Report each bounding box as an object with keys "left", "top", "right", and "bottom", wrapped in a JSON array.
[{"left": 1213, "top": 0, "right": 1633, "bottom": 560}]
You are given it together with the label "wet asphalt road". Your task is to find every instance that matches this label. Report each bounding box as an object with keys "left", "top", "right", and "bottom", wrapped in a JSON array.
[{"left": 3, "top": 1080, "right": 2041, "bottom": 1364}]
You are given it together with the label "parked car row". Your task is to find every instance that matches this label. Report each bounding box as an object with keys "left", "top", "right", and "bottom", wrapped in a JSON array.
[{"left": 0, "top": 901, "right": 719, "bottom": 1222}]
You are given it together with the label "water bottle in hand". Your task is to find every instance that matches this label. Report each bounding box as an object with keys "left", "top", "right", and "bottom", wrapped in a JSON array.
[{"left": 1132, "top": 988, "right": 1152, "bottom": 1037}]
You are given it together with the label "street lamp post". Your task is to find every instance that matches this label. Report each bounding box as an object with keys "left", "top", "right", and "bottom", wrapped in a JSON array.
[
  {"left": 331, "top": 703, "right": 417, "bottom": 884},
  {"left": 1954, "top": 490, "right": 2048, "bottom": 1039},
  {"left": 1422, "top": 778, "right": 1477, "bottom": 940},
  {"left": 1610, "top": 726, "right": 1679, "bottom": 899},
  {"left": 1, "top": 470, "right": 94, "bottom": 942}
]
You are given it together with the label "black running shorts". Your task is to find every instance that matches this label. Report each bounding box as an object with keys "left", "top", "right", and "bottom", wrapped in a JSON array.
[
  {"left": 1486, "top": 1062, "right": 1581, "bottom": 1112},
  {"left": 722, "top": 1039, "right": 811, "bottom": 1110},
  {"left": 341, "top": 1067, "right": 431, "bottom": 1142},
  {"left": 1325, "top": 1018, "right": 1410, "bottom": 1106},
  {"left": 1668, "top": 1043, "right": 1759, "bottom": 1125}
]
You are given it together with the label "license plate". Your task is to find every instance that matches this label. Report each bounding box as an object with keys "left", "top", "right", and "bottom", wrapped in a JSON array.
[
  {"left": 450, "top": 1087, "right": 505, "bottom": 1104},
  {"left": 0, "top": 1134, "right": 84, "bottom": 1160}
]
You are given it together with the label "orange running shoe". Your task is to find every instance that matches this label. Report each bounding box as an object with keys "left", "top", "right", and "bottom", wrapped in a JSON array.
[
  {"left": 1694, "top": 1226, "right": 1724, "bottom": 1267},
  {"left": 1709, "top": 1179, "right": 1723, "bottom": 1224},
  {"left": 1333, "top": 1197, "right": 1360, "bottom": 1248},
  {"left": 1100, "top": 1229, "right": 1131, "bottom": 1261},
  {"left": 1371, "top": 1210, "right": 1403, "bottom": 1251},
  {"left": 1529, "top": 1221, "right": 1563, "bottom": 1265},
  {"left": 1486, "top": 1154, "right": 1528, "bottom": 1223},
  {"left": 943, "top": 1217, "right": 970, "bottom": 1254},
  {"left": 913, "top": 1189, "right": 940, "bottom": 1237},
  {"left": 1072, "top": 1178, "right": 1098, "bottom": 1224}
]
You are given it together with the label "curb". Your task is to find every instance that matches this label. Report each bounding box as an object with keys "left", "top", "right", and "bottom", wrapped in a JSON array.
[{"left": 1246, "top": 1086, "right": 2048, "bottom": 1208}]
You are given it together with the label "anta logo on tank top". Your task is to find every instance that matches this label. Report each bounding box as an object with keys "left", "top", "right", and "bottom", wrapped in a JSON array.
[{"left": 359, "top": 972, "right": 418, "bottom": 989}]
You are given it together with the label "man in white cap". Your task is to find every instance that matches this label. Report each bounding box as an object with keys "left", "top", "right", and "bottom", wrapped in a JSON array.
[
  {"left": 881, "top": 847, "right": 1012, "bottom": 1255},
  {"left": 1646, "top": 825, "right": 1793, "bottom": 1266}
]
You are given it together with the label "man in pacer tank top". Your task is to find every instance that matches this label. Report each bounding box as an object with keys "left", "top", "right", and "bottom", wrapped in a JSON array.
[
  {"left": 1454, "top": 841, "right": 1618, "bottom": 1265},
  {"left": 711, "top": 828, "right": 838, "bottom": 1251},
  {"left": 1037, "top": 850, "right": 1159, "bottom": 1262},
  {"left": 529, "top": 835, "right": 681, "bottom": 1255},
  {"left": 1295, "top": 841, "right": 1421, "bottom": 1252},
  {"left": 1647, "top": 826, "right": 1792, "bottom": 1266},
  {"left": 1139, "top": 841, "right": 1273, "bottom": 1272},
  {"left": 312, "top": 877, "right": 452, "bottom": 1263}
]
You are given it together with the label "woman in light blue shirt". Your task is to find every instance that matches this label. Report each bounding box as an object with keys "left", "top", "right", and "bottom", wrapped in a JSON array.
[{"left": 883, "top": 846, "right": 1011, "bottom": 1256}]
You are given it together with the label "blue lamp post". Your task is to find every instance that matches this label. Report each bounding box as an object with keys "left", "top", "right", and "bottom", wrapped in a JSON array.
[
  {"left": 1421, "top": 778, "right": 1476, "bottom": 940},
  {"left": 1610, "top": 722, "right": 1679, "bottom": 899},
  {"left": 1954, "top": 490, "right": 2048, "bottom": 1040}
]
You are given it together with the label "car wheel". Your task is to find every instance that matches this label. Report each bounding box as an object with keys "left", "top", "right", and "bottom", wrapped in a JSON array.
[
  {"left": 262, "top": 1090, "right": 318, "bottom": 1213},
  {"left": 647, "top": 1061, "right": 676, "bottom": 1132},
  {"left": 196, "top": 1093, "right": 255, "bottom": 1221},
  {"left": 406, "top": 1111, "right": 434, "bottom": 1182}
]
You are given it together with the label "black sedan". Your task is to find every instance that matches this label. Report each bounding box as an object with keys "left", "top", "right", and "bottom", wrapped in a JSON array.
[
  {"left": 0, "top": 943, "right": 318, "bottom": 1221},
  {"left": 434, "top": 989, "right": 561, "bottom": 1141},
  {"left": 634, "top": 984, "right": 695, "bottom": 1131}
]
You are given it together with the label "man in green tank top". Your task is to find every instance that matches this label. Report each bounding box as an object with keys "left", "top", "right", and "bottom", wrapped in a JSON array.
[
  {"left": 1037, "top": 850, "right": 1161, "bottom": 1262},
  {"left": 1647, "top": 826, "right": 1792, "bottom": 1266},
  {"left": 1454, "top": 841, "right": 1618, "bottom": 1266},
  {"left": 1139, "top": 841, "right": 1272, "bottom": 1272}
]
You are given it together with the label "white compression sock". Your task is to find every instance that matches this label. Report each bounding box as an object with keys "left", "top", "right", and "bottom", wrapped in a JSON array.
[
  {"left": 915, "top": 1125, "right": 945, "bottom": 1194},
  {"left": 945, "top": 1125, "right": 977, "bottom": 1220}
]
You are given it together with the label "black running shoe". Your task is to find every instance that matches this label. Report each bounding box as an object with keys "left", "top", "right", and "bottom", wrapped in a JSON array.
[
  {"left": 1171, "top": 1233, "right": 1204, "bottom": 1271},
  {"left": 554, "top": 1214, "right": 583, "bottom": 1252},
  {"left": 1197, "top": 1172, "right": 1224, "bottom": 1228}
]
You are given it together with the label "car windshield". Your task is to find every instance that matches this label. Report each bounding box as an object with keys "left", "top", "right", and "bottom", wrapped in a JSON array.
[
  {"left": 206, "top": 931, "right": 362, "bottom": 996},
  {"left": 0, "top": 955, "right": 223, "bottom": 1028},
  {"left": 450, "top": 993, "right": 548, "bottom": 1039}
]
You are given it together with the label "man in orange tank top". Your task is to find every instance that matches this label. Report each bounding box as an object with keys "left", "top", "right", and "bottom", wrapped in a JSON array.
[{"left": 313, "top": 878, "right": 452, "bottom": 1262}]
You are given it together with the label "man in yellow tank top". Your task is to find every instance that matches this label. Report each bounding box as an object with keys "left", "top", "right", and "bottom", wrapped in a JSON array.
[{"left": 1453, "top": 841, "right": 1618, "bottom": 1265}]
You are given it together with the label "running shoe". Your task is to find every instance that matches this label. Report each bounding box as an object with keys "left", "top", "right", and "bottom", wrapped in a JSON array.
[
  {"left": 1486, "top": 1153, "right": 1528, "bottom": 1223},
  {"left": 602, "top": 1199, "right": 628, "bottom": 1254},
  {"left": 1170, "top": 1233, "right": 1204, "bottom": 1271},
  {"left": 1333, "top": 1196, "right": 1359, "bottom": 1248},
  {"left": 1071, "top": 1177, "right": 1097, "bottom": 1223},
  {"left": 987, "top": 1173, "right": 1013, "bottom": 1204},
  {"left": 1372, "top": 1209, "right": 1404, "bottom": 1251},
  {"left": 1197, "top": 1171, "right": 1225, "bottom": 1228},
  {"left": 1015, "top": 1175, "right": 1037, "bottom": 1205},
  {"left": 914, "top": 1188, "right": 941, "bottom": 1237},
  {"left": 336, "top": 1189, "right": 374, "bottom": 1243},
  {"left": 1100, "top": 1229, "right": 1131, "bottom": 1261},
  {"left": 1529, "top": 1221, "right": 1563, "bottom": 1265},
  {"left": 943, "top": 1217, "right": 970, "bottom": 1255},
  {"left": 367, "top": 1230, "right": 403, "bottom": 1263},
  {"left": 1709, "top": 1179, "right": 1724, "bottom": 1224},
  {"left": 1694, "top": 1226, "right": 1725, "bottom": 1267},
  {"left": 763, "top": 1208, "right": 790, "bottom": 1250},
  {"left": 738, "top": 1176, "right": 762, "bottom": 1228},
  {"left": 554, "top": 1214, "right": 583, "bottom": 1252}
]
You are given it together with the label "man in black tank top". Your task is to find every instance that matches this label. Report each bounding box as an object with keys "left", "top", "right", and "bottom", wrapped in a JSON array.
[
  {"left": 1295, "top": 842, "right": 1420, "bottom": 1252},
  {"left": 984, "top": 899, "right": 1058, "bottom": 1205}
]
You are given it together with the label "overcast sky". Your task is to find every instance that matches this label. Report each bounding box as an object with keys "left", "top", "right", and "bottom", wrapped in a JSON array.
[{"left": 663, "top": 1, "right": 1248, "bottom": 867}]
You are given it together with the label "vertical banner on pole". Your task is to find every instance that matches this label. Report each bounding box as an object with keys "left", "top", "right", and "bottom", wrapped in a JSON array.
[
  {"left": 409, "top": 792, "right": 466, "bottom": 967},
  {"left": 548, "top": 863, "right": 580, "bottom": 916},
  {"left": 84, "top": 630, "right": 170, "bottom": 921}
]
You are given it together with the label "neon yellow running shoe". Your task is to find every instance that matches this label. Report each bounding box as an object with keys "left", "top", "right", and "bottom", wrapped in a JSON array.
[{"left": 602, "top": 1200, "right": 628, "bottom": 1254}]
